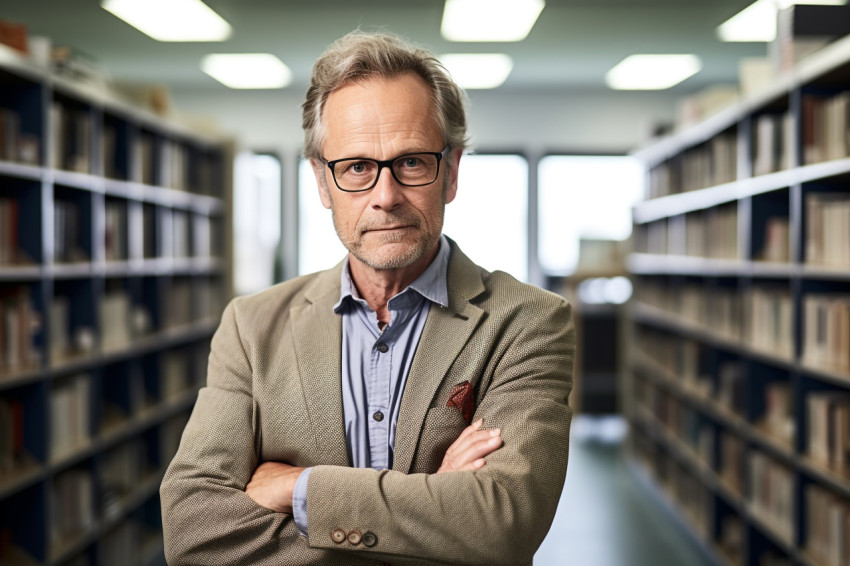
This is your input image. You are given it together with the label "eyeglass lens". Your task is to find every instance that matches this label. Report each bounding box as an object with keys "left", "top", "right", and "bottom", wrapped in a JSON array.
[{"left": 333, "top": 153, "right": 440, "bottom": 191}]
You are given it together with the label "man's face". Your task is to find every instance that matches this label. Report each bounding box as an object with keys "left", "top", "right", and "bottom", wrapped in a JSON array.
[{"left": 313, "top": 72, "right": 460, "bottom": 272}]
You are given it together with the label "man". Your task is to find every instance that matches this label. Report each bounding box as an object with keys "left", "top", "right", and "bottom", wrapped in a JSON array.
[{"left": 160, "top": 31, "right": 574, "bottom": 566}]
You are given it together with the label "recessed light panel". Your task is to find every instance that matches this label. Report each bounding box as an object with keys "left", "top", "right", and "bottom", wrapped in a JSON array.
[
  {"left": 441, "top": 0, "right": 545, "bottom": 42},
  {"left": 201, "top": 54, "right": 292, "bottom": 89},
  {"left": 606, "top": 54, "right": 702, "bottom": 90},
  {"left": 440, "top": 54, "right": 514, "bottom": 89},
  {"left": 717, "top": 0, "right": 848, "bottom": 42},
  {"left": 102, "top": 0, "right": 232, "bottom": 42}
]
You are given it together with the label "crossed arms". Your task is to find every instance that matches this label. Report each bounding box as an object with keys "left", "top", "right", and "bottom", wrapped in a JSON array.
[{"left": 160, "top": 281, "right": 574, "bottom": 566}]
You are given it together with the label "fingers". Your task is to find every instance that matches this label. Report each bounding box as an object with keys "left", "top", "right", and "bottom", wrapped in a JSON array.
[{"left": 437, "top": 421, "right": 503, "bottom": 473}]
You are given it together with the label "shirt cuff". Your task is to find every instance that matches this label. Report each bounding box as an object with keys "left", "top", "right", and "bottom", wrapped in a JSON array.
[{"left": 292, "top": 467, "right": 312, "bottom": 537}]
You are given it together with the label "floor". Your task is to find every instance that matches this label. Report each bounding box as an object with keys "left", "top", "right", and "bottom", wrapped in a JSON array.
[{"left": 534, "top": 416, "right": 718, "bottom": 566}]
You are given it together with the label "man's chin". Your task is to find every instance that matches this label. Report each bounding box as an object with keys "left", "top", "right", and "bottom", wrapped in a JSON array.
[{"left": 353, "top": 242, "right": 424, "bottom": 271}]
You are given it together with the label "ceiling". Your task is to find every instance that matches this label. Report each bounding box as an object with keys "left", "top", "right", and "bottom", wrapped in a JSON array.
[{"left": 2, "top": 0, "right": 768, "bottom": 95}]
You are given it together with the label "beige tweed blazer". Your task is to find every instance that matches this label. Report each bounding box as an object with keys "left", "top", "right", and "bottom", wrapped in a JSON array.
[{"left": 160, "top": 242, "right": 575, "bottom": 566}]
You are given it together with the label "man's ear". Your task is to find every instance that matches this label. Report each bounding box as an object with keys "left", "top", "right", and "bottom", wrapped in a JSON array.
[
  {"left": 444, "top": 148, "right": 463, "bottom": 204},
  {"left": 310, "top": 159, "right": 333, "bottom": 209}
]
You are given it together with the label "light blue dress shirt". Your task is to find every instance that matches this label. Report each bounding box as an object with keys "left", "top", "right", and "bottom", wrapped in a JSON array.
[{"left": 292, "top": 236, "right": 451, "bottom": 536}]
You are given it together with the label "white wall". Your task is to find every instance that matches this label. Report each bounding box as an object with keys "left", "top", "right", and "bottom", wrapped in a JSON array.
[{"left": 169, "top": 87, "right": 680, "bottom": 154}]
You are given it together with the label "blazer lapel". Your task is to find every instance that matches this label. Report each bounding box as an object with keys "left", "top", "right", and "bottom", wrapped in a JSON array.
[
  {"left": 291, "top": 265, "right": 350, "bottom": 467},
  {"left": 393, "top": 243, "right": 486, "bottom": 473}
]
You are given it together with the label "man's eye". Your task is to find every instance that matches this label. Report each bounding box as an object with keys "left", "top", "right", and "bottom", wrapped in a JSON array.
[
  {"left": 401, "top": 157, "right": 421, "bottom": 168},
  {"left": 341, "top": 161, "right": 372, "bottom": 175}
]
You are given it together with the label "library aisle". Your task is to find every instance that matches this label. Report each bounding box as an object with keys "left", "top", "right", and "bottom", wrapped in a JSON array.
[{"left": 535, "top": 416, "right": 715, "bottom": 566}]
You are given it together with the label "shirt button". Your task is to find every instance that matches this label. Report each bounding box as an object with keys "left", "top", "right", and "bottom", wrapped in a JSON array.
[
  {"left": 331, "top": 528, "right": 346, "bottom": 543},
  {"left": 347, "top": 530, "right": 362, "bottom": 545},
  {"left": 373, "top": 411, "right": 384, "bottom": 422},
  {"left": 376, "top": 342, "right": 389, "bottom": 353}
]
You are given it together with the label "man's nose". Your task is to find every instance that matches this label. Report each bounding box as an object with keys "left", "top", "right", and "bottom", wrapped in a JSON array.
[{"left": 369, "top": 167, "right": 405, "bottom": 210}]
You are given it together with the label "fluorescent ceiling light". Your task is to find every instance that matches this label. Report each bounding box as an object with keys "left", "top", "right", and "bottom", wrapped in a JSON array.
[
  {"left": 717, "top": 0, "right": 847, "bottom": 42},
  {"left": 441, "top": 0, "right": 545, "bottom": 42},
  {"left": 440, "top": 54, "right": 514, "bottom": 89},
  {"left": 201, "top": 54, "right": 292, "bottom": 89},
  {"left": 606, "top": 54, "right": 702, "bottom": 90},
  {"left": 101, "top": 0, "right": 232, "bottom": 42}
]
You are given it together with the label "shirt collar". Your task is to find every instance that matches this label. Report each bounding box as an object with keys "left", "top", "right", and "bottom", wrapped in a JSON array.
[{"left": 334, "top": 235, "right": 451, "bottom": 312}]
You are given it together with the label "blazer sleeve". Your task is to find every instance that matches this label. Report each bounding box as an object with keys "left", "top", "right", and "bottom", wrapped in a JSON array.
[
  {"left": 159, "top": 300, "right": 312, "bottom": 565},
  {"left": 304, "top": 294, "right": 576, "bottom": 566}
]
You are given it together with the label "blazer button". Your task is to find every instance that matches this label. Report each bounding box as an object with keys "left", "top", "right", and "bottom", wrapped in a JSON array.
[
  {"left": 347, "top": 530, "right": 362, "bottom": 545},
  {"left": 331, "top": 528, "right": 346, "bottom": 544},
  {"left": 362, "top": 531, "right": 377, "bottom": 547}
]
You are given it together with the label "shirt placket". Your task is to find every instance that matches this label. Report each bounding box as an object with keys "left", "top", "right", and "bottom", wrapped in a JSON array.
[{"left": 368, "top": 323, "right": 393, "bottom": 469}]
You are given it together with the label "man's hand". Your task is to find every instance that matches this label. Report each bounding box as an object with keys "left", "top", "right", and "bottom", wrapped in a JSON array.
[
  {"left": 245, "top": 462, "right": 306, "bottom": 513},
  {"left": 437, "top": 419, "right": 502, "bottom": 473}
]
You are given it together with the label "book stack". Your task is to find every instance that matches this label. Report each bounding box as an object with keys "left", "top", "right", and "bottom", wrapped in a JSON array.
[
  {"left": 708, "top": 287, "right": 744, "bottom": 340},
  {"left": 134, "top": 133, "right": 156, "bottom": 185},
  {"left": 763, "top": 382, "right": 794, "bottom": 444},
  {"left": 0, "top": 197, "right": 20, "bottom": 265},
  {"left": 104, "top": 201, "right": 126, "bottom": 261},
  {"left": 807, "top": 391, "right": 850, "bottom": 471},
  {"left": 748, "top": 451, "right": 795, "bottom": 542},
  {"left": 0, "top": 397, "right": 24, "bottom": 473},
  {"left": 0, "top": 107, "right": 38, "bottom": 165},
  {"left": 708, "top": 204, "right": 739, "bottom": 259},
  {"left": 0, "top": 286, "right": 40, "bottom": 374},
  {"left": 748, "top": 288, "right": 793, "bottom": 357},
  {"left": 753, "top": 112, "right": 793, "bottom": 176},
  {"left": 805, "top": 193, "right": 850, "bottom": 269},
  {"left": 802, "top": 293, "right": 850, "bottom": 373},
  {"left": 160, "top": 350, "right": 189, "bottom": 399},
  {"left": 49, "top": 102, "right": 91, "bottom": 173},
  {"left": 50, "top": 467, "right": 94, "bottom": 547},
  {"left": 173, "top": 211, "right": 189, "bottom": 258},
  {"left": 54, "top": 199, "right": 85, "bottom": 263},
  {"left": 718, "top": 361, "right": 747, "bottom": 417},
  {"left": 805, "top": 483, "right": 850, "bottom": 566},
  {"left": 101, "top": 441, "right": 141, "bottom": 517},
  {"left": 99, "top": 289, "right": 132, "bottom": 352},
  {"left": 802, "top": 92, "right": 850, "bottom": 165},
  {"left": 758, "top": 217, "right": 790, "bottom": 263},
  {"left": 50, "top": 374, "right": 91, "bottom": 460},
  {"left": 721, "top": 431, "right": 744, "bottom": 495}
]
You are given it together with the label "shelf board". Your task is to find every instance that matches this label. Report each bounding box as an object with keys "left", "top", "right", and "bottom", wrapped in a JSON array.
[
  {"left": 0, "top": 265, "right": 44, "bottom": 281},
  {"left": 0, "top": 159, "right": 44, "bottom": 181},
  {"left": 0, "top": 458, "right": 44, "bottom": 501},
  {"left": 633, "top": 158, "right": 850, "bottom": 223},
  {"left": 630, "top": 302, "right": 797, "bottom": 371},
  {"left": 632, "top": 33, "right": 850, "bottom": 167}
]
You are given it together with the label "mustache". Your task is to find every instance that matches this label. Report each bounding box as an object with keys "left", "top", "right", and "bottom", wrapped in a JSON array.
[{"left": 357, "top": 211, "right": 420, "bottom": 232}]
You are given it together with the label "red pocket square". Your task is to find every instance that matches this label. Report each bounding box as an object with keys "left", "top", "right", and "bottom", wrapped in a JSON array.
[{"left": 447, "top": 380, "right": 475, "bottom": 424}]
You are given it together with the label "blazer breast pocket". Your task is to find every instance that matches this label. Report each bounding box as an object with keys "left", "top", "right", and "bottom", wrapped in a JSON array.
[{"left": 411, "top": 406, "right": 469, "bottom": 473}]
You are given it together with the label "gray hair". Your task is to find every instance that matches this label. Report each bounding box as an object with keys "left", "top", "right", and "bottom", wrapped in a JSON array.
[{"left": 301, "top": 30, "right": 469, "bottom": 161}]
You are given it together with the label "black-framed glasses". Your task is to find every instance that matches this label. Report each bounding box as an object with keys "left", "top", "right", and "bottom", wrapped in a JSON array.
[{"left": 323, "top": 146, "right": 449, "bottom": 192}]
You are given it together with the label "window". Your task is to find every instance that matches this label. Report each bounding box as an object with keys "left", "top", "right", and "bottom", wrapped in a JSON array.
[
  {"left": 444, "top": 153, "right": 528, "bottom": 281},
  {"left": 233, "top": 152, "right": 282, "bottom": 295},
  {"left": 537, "top": 155, "right": 643, "bottom": 276}
]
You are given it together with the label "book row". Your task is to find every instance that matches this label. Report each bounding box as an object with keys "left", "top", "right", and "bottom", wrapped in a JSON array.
[
  {"left": 636, "top": 281, "right": 850, "bottom": 371},
  {"left": 1, "top": 100, "right": 221, "bottom": 194},
  {"left": 634, "top": 387, "right": 850, "bottom": 565},
  {"left": 0, "top": 281, "right": 223, "bottom": 377},
  {"left": 635, "top": 328, "right": 849, "bottom": 478},
  {"left": 645, "top": 91, "right": 850, "bottom": 199},
  {"left": 0, "top": 193, "right": 216, "bottom": 267},
  {"left": 1, "top": 410, "right": 188, "bottom": 564}
]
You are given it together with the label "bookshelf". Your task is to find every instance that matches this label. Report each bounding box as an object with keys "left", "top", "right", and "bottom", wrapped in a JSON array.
[
  {"left": 0, "top": 45, "right": 230, "bottom": 566},
  {"left": 628, "top": 33, "right": 850, "bottom": 566}
]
